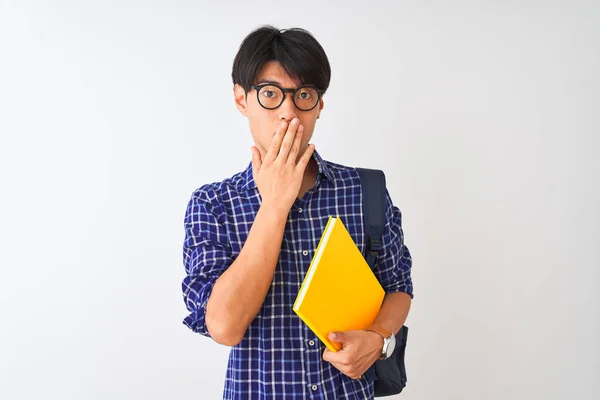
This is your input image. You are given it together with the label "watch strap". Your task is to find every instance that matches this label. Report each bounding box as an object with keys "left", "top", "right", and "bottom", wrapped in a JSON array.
[{"left": 366, "top": 324, "right": 392, "bottom": 339}]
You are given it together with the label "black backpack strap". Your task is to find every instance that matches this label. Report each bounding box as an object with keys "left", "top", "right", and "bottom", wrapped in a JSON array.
[
  {"left": 358, "top": 168, "right": 410, "bottom": 396},
  {"left": 358, "top": 168, "right": 409, "bottom": 397},
  {"left": 356, "top": 168, "right": 387, "bottom": 268}
]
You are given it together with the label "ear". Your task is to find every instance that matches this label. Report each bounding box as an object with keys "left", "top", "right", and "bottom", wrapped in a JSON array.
[
  {"left": 234, "top": 84, "right": 249, "bottom": 117},
  {"left": 317, "top": 96, "right": 324, "bottom": 118}
]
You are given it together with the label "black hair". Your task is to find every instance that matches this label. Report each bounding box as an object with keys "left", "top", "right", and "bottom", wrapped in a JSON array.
[{"left": 231, "top": 25, "right": 331, "bottom": 94}]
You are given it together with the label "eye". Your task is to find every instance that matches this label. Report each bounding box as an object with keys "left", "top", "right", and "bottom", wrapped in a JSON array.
[
  {"left": 298, "top": 90, "right": 312, "bottom": 100},
  {"left": 263, "top": 90, "right": 277, "bottom": 98}
]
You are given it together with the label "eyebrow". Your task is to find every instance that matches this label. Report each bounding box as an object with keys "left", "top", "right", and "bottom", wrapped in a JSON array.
[
  {"left": 256, "top": 79, "right": 285, "bottom": 86},
  {"left": 256, "top": 79, "right": 307, "bottom": 90}
]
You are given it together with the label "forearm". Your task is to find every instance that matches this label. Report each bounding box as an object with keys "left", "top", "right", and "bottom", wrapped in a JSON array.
[
  {"left": 206, "top": 204, "right": 287, "bottom": 345},
  {"left": 373, "top": 292, "right": 411, "bottom": 334}
]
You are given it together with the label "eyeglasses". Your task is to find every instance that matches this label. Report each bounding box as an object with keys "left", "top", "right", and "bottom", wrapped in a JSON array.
[{"left": 251, "top": 83, "right": 323, "bottom": 111}]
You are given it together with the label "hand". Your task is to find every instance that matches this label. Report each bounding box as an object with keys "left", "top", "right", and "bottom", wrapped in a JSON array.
[
  {"left": 251, "top": 118, "right": 315, "bottom": 215},
  {"left": 322, "top": 330, "right": 383, "bottom": 380}
]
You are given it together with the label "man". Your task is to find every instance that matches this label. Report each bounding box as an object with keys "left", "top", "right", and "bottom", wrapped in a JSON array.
[{"left": 182, "top": 25, "right": 413, "bottom": 399}]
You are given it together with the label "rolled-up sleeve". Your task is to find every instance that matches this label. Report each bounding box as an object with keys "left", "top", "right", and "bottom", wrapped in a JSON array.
[
  {"left": 373, "top": 189, "right": 414, "bottom": 298},
  {"left": 181, "top": 187, "right": 234, "bottom": 337}
]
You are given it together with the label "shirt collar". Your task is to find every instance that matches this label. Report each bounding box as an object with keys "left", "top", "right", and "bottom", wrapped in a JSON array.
[{"left": 241, "top": 150, "right": 334, "bottom": 193}]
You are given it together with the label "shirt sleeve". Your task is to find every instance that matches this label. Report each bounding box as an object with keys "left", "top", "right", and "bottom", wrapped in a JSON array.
[
  {"left": 372, "top": 189, "right": 414, "bottom": 298},
  {"left": 181, "top": 187, "right": 234, "bottom": 337}
]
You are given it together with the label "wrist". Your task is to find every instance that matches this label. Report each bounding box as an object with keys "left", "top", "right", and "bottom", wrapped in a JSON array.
[
  {"left": 366, "top": 324, "right": 395, "bottom": 360},
  {"left": 258, "top": 201, "right": 290, "bottom": 223},
  {"left": 365, "top": 329, "right": 384, "bottom": 349}
]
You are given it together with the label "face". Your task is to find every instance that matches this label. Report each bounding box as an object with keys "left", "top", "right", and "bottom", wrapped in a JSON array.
[{"left": 234, "top": 61, "right": 324, "bottom": 160}]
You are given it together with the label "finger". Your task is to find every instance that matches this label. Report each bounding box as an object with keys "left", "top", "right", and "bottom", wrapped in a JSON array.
[
  {"left": 322, "top": 349, "right": 333, "bottom": 363},
  {"left": 250, "top": 146, "right": 262, "bottom": 175},
  {"left": 323, "top": 349, "right": 350, "bottom": 366},
  {"left": 265, "top": 121, "right": 288, "bottom": 164},
  {"left": 329, "top": 360, "right": 353, "bottom": 378},
  {"left": 348, "top": 372, "right": 362, "bottom": 380},
  {"left": 287, "top": 124, "right": 303, "bottom": 164},
  {"left": 277, "top": 118, "right": 299, "bottom": 161},
  {"left": 328, "top": 331, "right": 343, "bottom": 343},
  {"left": 296, "top": 143, "right": 316, "bottom": 171}
]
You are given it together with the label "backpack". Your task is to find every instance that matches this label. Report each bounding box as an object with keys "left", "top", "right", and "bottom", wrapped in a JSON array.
[{"left": 357, "top": 168, "right": 409, "bottom": 397}]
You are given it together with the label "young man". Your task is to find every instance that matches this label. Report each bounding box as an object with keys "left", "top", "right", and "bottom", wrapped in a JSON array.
[{"left": 182, "top": 26, "right": 413, "bottom": 399}]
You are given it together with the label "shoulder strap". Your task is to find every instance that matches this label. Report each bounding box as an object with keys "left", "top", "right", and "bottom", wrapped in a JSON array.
[{"left": 356, "top": 168, "right": 387, "bottom": 268}]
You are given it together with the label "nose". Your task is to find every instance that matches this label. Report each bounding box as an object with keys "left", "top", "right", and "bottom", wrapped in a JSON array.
[{"left": 278, "top": 93, "right": 298, "bottom": 123}]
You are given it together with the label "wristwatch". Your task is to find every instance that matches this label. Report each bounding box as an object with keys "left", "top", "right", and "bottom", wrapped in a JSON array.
[{"left": 366, "top": 324, "right": 396, "bottom": 360}]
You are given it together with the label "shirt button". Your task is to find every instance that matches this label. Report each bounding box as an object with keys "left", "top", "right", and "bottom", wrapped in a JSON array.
[
  {"left": 298, "top": 207, "right": 303, "bottom": 213},
  {"left": 311, "top": 385, "right": 318, "bottom": 391},
  {"left": 302, "top": 250, "right": 309, "bottom": 256},
  {"left": 309, "top": 340, "right": 315, "bottom": 346}
]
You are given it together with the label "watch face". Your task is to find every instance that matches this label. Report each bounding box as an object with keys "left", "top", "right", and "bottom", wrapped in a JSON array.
[{"left": 385, "top": 334, "right": 396, "bottom": 359}]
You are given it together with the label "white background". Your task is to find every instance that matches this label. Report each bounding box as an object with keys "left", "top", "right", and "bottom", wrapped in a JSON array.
[{"left": 1, "top": 1, "right": 598, "bottom": 399}]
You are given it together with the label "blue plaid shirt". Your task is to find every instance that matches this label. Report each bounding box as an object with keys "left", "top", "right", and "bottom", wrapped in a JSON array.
[{"left": 182, "top": 151, "right": 413, "bottom": 400}]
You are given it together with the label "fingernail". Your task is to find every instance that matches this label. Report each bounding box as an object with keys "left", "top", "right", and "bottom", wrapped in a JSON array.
[
  {"left": 280, "top": 121, "right": 287, "bottom": 128},
  {"left": 291, "top": 118, "right": 298, "bottom": 125}
]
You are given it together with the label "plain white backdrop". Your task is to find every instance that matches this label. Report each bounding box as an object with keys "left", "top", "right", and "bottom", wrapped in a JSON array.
[{"left": 1, "top": 1, "right": 598, "bottom": 399}]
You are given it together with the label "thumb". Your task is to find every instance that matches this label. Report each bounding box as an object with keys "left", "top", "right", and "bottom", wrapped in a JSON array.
[
  {"left": 328, "top": 331, "right": 345, "bottom": 343},
  {"left": 250, "top": 146, "right": 262, "bottom": 174}
]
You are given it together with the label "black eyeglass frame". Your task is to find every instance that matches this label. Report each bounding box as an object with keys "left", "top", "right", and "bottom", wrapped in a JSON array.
[{"left": 251, "top": 83, "right": 324, "bottom": 111}]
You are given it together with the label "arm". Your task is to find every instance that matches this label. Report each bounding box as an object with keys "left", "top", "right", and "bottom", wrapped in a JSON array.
[
  {"left": 182, "top": 190, "right": 288, "bottom": 346},
  {"left": 373, "top": 291, "right": 412, "bottom": 336},
  {"left": 369, "top": 190, "right": 413, "bottom": 335},
  {"left": 205, "top": 205, "right": 287, "bottom": 345},
  {"left": 204, "top": 119, "right": 315, "bottom": 346}
]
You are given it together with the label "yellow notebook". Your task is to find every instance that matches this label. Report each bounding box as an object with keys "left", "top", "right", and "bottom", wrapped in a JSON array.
[{"left": 293, "top": 216, "right": 385, "bottom": 352}]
